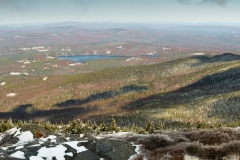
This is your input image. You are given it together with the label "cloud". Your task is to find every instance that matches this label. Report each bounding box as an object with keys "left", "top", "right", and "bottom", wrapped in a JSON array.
[
  {"left": 177, "top": 0, "right": 192, "bottom": 4},
  {"left": 177, "top": 0, "right": 231, "bottom": 6},
  {"left": 199, "top": 0, "right": 231, "bottom": 6}
]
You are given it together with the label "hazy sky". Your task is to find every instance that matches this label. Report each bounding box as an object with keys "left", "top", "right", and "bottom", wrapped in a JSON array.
[{"left": 0, "top": 0, "right": 239, "bottom": 24}]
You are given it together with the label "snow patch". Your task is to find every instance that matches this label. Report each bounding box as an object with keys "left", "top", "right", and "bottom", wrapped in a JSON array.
[
  {"left": 64, "top": 141, "right": 88, "bottom": 153},
  {"left": 10, "top": 151, "right": 25, "bottom": 159},
  {"left": 23, "top": 61, "right": 30, "bottom": 64},
  {"left": 0, "top": 82, "right": 5, "bottom": 86},
  {"left": 184, "top": 154, "right": 199, "bottom": 160},
  {"left": 68, "top": 63, "right": 83, "bottom": 66},
  {"left": 45, "top": 53, "right": 55, "bottom": 59},
  {"left": 106, "top": 50, "right": 111, "bottom": 54},
  {"left": 10, "top": 72, "right": 21, "bottom": 75},
  {"left": 43, "top": 77, "right": 48, "bottom": 81},
  {"left": 15, "top": 146, "right": 24, "bottom": 150},
  {"left": 128, "top": 142, "right": 142, "bottom": 160},
  {"left": 29, "top": 156, "right": 44, "bottom": 160},
  {"left": 37, "top": 145, "right": 71, "bottom": 160},
  {"left": 147, "top": 52, "right": 155, "bottom": 56},
  {"left": 190, "top": 53, "right": 205, "bottom": 56},
  {"left": 39, "top": 135, "right": 57, "bottom": 143},
  {"left": 13, "top": 128, "right": 21, "bottom": 137},
  {"left": 7, "top": 93, "right": 17, "bottom": 97},
  {"left": 162, "top": 47, "right": 171, "bottom": 50},
  {"left": 17, "top": 131, "right": 34, "bottom": 144},
  {"left": 28, "top": 144, "right": 41, "bottom": 147},
  {"left": 6, "top": 128, "right": 19, "bottom": 135},
  {"left": 2, "top": 147, "right": 8, "bottom": 150},
  {"left": 80, "top": 134, "right": 84, "bottom": 138},
  {"left": 0, "top": 134, "right": 3, "bottom": 141},
  {"left": 126, "top": 57, "right": 136, "bottom": 62},
  {"left": 126, "top": 57, "right": 142, "bottom": 62}
]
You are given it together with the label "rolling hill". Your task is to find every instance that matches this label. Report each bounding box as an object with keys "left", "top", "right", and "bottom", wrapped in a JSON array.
[{"left": 1, "top": 53, "right": 240, "bottom": 130}]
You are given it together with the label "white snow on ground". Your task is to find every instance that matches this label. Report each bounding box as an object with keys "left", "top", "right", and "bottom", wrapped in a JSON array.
[
  {"left": 43, "top": 77, "right": 48, "bottom": 81},
  {"left": 39, "top": 135, "right": 56, "bottom": 143},
  {"left": 1, "top": 147, "right": 8, "bottom": 150},
  {"left": 15, "top": 146, "right": 24, "bottom": 150},
  {"left": 65, "top": 137, "right": 70, "bottom": 141},
  {"left": 28, "top": 144, "right": 41, "bottom": 147},
  {"left": 0, "top": 134, "right": 3, "bottom": 141},
  {"left": 7, "top": 93, "right": 17, "bottom": 97},
  {"left": 64, "top": 141, "right": 88, "bottom": 153},
  {"left": 37, "top": 145, "right": 72, "bottom": 160},
  {"left": 80, "top": 134, "right": 84, "bottom": 138},
  {"left": 190, "top": 53, "right": 205, "bottom": 56},
  {"left": 126, "top": 57, "right": 136, "bottom": 62},
  {"left": 6, "top": 128, "right": 20, "bottom": 135},
  {"left": 0, "top": 82, "right": 5, "bottom": 86},
  {"left": 23, "top": 61, "right": 30, "bottom": 64},
  {"left": 13, "top": 129, "right": 21, "bottom": 137},
  {"left": 10, "top": 72, "right": 22, "bottom": 75},
  {"left": 131, "top": 142, "right": 141, "bottom": 154},
  {"left": 17, "top": 131, "right": 34, "bottom": 144},
  {"left": 106, "top": 50, "right": 111, "bottom": 54},
  {"left": 10, "top": 151, "right": 25, "bottom": 159},
  {"left": 23, "top": 72, "right": 29, "bottom": 75},
  {"left": 128, "top": 142, "right": 142, "bottom": 160},
  {"left": 4, "top": 128, "right": 34, "bottom": 145},
  {"left": 184, "top": 154, "right": 199, "bottom": 160},
  {"left": 29, "top": 156, "right": 44, "bottom": 160},
  {"left": 147, "top": 52, "right": 156, "bottom": 56},
  {"left": 125, "top": 57, "right": 142, "bottom": 62}
]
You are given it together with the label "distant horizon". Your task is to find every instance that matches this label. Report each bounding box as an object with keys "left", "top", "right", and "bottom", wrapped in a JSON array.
[
  {"left": 0, "top": 0, "right": 239, "bottom": 25},
  {"left": 1, "top": 21, "right": 240, "bottom": 27}
]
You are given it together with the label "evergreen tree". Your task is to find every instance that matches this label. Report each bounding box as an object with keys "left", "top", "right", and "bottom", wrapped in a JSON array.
[
  {"left": 100, "top": 122, "right": 108, "bottom": 131},
  {"left": 146, "top": 121, "right": 155, "bottom": 133},
  {"left": 109, "top": 118, "right": 119, "bottom": 131}
]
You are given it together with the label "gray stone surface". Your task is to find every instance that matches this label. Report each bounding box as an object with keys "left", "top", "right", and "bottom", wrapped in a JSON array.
[{"left": 0, "top": 126, "right": 136, "bottom": 160}]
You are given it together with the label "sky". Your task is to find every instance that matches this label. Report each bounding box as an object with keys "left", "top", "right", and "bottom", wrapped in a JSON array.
[{"left": 0, "top": 0, "right": 239, "bottom": 25}]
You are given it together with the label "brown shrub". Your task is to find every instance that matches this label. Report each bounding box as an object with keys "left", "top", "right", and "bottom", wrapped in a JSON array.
[
  {"left": 135, "top": 135, "right": 175, "bottom": 150},
  {"left": 186, "top": 141, "right": 240, "bottom": 159}
]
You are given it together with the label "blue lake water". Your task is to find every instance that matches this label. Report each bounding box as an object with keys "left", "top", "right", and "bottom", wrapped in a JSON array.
[{"left": 58, "top": 55, "right": 126, "bottom": 62}]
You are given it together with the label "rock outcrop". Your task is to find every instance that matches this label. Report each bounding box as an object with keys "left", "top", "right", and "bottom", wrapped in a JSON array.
[{"left": 0, "top": 126, "right": 136, "bottom": 160}]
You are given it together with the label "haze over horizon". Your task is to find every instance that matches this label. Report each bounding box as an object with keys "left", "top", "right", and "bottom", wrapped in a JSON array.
[{"left": 0, "top": 0, "right": 239, "bottom": 25}]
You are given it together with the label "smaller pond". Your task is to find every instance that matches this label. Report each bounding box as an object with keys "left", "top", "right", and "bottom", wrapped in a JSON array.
[{"left": 58, "top": 55, "right": 126, "bottom": 62}]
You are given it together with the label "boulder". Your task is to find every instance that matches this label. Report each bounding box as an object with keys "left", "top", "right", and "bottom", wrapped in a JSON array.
[
  {"left": 0, "top": 127, "right": 137, "bottom": 160},
  {"left": 96, "top": 139, "right": 136, "bottom": 160}
]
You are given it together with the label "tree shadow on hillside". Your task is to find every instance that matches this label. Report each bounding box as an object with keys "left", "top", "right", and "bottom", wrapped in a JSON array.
[
  {"left": 122, "top": 67, "right": 240, "bottom": 110},
  {"left": 0, "top": 104, "right": 99, "bottom": 123},
  {"left": 191, "top": 53, "right": 240, "bottom": 66},
  {"left": 56, "top": 84, "right": 148, "bottom": 108},
  {"left": 0, "top": 84, "right": 148, "bottom": 123}
]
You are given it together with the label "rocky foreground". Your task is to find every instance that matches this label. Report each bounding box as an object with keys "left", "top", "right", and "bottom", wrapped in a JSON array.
[
  {"left": 0, "top": 125, "right": 137, "bottom": 160},
  {"left": 1, "top": 125, "right": 240, "bottom": 159}
]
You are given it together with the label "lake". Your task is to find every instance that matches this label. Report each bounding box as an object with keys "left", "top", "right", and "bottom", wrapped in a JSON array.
[{"left": 58, "top": 55, "right": 126, "bottom": 62}]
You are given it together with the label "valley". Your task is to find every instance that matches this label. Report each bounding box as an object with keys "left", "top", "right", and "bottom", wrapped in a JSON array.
[{"left": 1, "top": 23, "right": 240, "bottom": 130}]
